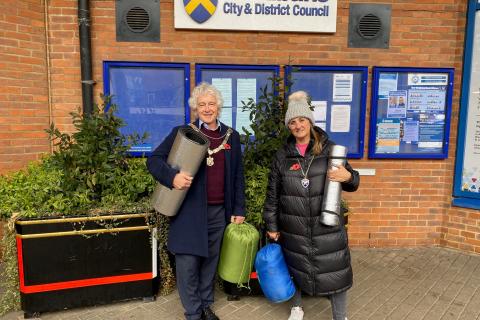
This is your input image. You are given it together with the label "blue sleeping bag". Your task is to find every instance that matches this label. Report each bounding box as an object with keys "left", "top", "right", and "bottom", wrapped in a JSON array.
[{"left": 254, "top": 243, "right": 296, "bottom": 303}]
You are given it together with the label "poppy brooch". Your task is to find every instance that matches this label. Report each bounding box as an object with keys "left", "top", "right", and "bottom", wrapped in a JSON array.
[{"left": 289, "top": 163, "right": 301, "bottom": 171}]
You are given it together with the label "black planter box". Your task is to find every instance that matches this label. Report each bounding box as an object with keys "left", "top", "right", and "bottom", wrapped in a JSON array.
[{"left": 15, "top": 213, "right": 158, "bottom": 317}]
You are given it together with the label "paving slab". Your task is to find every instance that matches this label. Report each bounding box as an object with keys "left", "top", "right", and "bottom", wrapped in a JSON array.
[{"left": 2, "top": 247, "right": 480, "bottom": 320}]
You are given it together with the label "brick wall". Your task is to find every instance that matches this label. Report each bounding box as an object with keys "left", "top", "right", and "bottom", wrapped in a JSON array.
[
  {"left": 0, "top": 0, "right": 50, "bottom": 173},
  {"left": 1, "top": 0, "right": 478, "bottom": 253},
  {"left": 442, "top": 207, "right": 480, "bottom": 254}
]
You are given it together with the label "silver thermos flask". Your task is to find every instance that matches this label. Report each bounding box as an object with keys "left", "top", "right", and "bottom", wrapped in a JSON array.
[{"left": 320, "top": 145, "right": 347, "bottom": 227}]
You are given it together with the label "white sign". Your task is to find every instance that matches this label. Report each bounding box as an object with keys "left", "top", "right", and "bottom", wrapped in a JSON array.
[
  {"left": 407, "top": 73, "right": 448, "bottom": 86},
  {"left": 460, "top": 11, "right": 480, "bottom": 194},
  {"left": 175, "top": 0, "right": 337, "bottom": 33}
]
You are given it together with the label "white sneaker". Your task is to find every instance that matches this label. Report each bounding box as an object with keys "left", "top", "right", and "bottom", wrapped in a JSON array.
[{"left": 288, "top": 306, "right": 304, "bottom": 320}]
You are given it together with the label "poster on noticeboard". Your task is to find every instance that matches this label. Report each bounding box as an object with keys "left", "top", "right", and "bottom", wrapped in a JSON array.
[{"left": 369, "top": 67, "right": 454, "bottom": 159}]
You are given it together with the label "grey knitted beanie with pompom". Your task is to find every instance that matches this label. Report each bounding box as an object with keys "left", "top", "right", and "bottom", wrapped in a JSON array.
[{"left": 284, "top": 91, "right": 315, "bottom": 126}]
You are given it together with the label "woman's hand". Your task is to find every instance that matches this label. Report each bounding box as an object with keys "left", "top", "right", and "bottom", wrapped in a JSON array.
[
  {"left": 230, "top": 215, "right": 245, "bottom": 224},
  {"left": 173, "top": 172, "right": 193, "bottom": 190},
  {"left": 267, "top": 231, "right": 280, "bottom": 241},
  {"left": 327, "top": 165, "right": 352, "bottom": 183}
]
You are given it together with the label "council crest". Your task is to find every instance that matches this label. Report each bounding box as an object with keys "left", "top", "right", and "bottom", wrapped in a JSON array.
[{"left": 183, "top": 0, "right": 218, "bottom": 23}]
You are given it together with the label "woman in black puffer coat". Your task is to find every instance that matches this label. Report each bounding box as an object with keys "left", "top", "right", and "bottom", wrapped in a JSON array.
[{"left": 263, "top": 91, "right": 359, "bottom": 320}]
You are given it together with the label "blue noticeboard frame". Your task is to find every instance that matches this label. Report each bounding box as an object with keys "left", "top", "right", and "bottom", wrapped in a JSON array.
[
  {"left": 195, "top": 64, "right": 279, "bottom": 134},
  {"left": 286, "top": 65, "right": 368, "bottom": 159},
  {"left": 103, "top": 61, "right": 190, "bottom": 156},
  {"left": 369, "top": 67, "right": 454, "bottom": 159},
  {"left": 452, "top": 0, "right": 480, "bottom": 209}
]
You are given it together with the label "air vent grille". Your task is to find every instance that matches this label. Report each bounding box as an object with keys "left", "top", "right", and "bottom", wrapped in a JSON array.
[
  {"left": 125, "top": 6, "right": 150, "bottom": 33},
  {"left": 357, "top": 13, "right": 382, "bottom": 39}
]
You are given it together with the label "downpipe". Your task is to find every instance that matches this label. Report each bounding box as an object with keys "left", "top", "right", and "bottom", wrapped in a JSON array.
[{"left": 78, "top": 0, "right": 94, "bottom": 114}]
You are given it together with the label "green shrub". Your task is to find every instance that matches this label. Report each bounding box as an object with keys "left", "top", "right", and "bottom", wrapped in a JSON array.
[
  {"left": 240, "top": 74, "right": 290, "bottom": 228},
  {"left": 0, "top": 157, "right": 64, "bottom": 219},
  {"left": 46, "top": 95, "right": 147, "bottom": 204},
  {"left": 243, "top": 164, "right": 270, "bottom": 228}
]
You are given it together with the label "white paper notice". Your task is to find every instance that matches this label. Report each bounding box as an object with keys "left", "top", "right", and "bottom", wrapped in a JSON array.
[
  {"left": 316, "top": 122, "right": 327, "bottom": 131},
  {"left": 212, "top": 78, "right": 232, "bottom": 107},
  {"left": 219, "top": 108, "right": 233, "bottom": 127},
  {"left": 330, "top": 105, "right": 351, "bottom": 132},
  {"left": 333, "top": 74, "right": 353, "bottom": 102},
  {"left": 311, "top": 101, "right": 327, "bottom": 122},
  {"left": 236, "top": 78, "right": 257, "bottom": 133}
]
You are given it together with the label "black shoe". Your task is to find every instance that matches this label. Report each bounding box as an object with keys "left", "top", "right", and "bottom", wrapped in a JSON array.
[{"left": 202, "top": 307, "right": 219, "bottom": 320}]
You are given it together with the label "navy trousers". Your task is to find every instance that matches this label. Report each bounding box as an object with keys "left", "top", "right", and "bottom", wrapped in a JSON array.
[{"left": 175, "top": 205, "right": 226, "bottom": 320}]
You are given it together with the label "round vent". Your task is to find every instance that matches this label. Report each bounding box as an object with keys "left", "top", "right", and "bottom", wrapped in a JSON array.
[
  {"left": 125, "top": 6, "right": 150, "bottom": 33},
  {"left": 357, "top": 13, "right": 382, "bottom": 39}
]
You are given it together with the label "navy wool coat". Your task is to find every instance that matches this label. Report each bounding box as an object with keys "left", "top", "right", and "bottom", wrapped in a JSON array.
[{"left": 147, "top": 121, "right": 246, "bottom": 257}]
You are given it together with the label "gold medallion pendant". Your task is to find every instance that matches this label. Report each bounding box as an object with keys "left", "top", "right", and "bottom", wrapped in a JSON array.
[{"left": 206, "top": 156, "right": 214, "bottom": 166}]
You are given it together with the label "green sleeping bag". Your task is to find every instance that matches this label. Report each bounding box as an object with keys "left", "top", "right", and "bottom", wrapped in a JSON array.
[{"left": 218, "top": 223, "right": 260, "bottom": 284}]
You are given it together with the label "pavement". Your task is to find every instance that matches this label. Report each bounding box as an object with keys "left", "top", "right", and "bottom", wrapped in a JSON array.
[{"left": 2, "top": 247, "right": 480, "bottom": 320}]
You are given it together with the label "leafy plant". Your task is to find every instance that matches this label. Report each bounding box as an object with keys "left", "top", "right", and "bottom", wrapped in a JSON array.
[
  {"left": 46, "top": 95, "right": 147, "bottom": 204},
  {"left": 0, "top": 225, "right": 20, "bottom": 315},
  {"left": 241, "top": 75, "right": 290, "bottom": 170},
  {"left": 0, "top": 157, "right": 64, "bottom": 219},
  {"left": 243, "top": 165, "right": 270, "bottom": 228},
  {"left": 240, "top": 74, "right": 291, "bottom": 228}
]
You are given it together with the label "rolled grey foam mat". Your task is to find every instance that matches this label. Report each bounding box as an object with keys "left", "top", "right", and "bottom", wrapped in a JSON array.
[{"left": 151, "top": 126, "right": 210, "bottom": 216}]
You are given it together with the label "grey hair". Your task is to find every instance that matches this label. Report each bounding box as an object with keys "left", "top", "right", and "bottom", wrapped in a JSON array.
[{"left": 188, "top": 82, "right": 224, "bottom": 120}]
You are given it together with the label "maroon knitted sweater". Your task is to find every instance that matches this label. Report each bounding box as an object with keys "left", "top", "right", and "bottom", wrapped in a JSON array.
[{"left": 201, "top": 125, "right": 225, "bottom": 204}]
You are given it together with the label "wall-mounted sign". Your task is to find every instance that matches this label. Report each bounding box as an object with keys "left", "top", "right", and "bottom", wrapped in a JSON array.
[
  {"left": 174, "top": 0, "right": 337, "bottom": 33},
  {"left": 453, "top": 1, "right": 480, "bottom": 207},
  {"left": 369, "top": 67, "right": 454, "bottom": 159}
]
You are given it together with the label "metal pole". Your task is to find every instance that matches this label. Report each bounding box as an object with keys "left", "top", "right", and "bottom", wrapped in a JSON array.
[{"left": 78, "top": 0, "right": 94, "bottom": 114}]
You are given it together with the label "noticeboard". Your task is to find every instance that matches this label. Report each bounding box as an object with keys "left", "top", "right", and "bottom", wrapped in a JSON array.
[
  {"left": 369, "top": 67, "right": 454, "bottom": 159},
  {"left": 453, "top": 0, "right": 480, "bottom": 208},
  {"left": 195, "top": 64, "right": 279, "bottom": 134},
  {"left": 286, "top": 65, "right": 368, "bottom": 158},
  {"left": 103, "top": 61, "right": 190, "bottom": 156}
]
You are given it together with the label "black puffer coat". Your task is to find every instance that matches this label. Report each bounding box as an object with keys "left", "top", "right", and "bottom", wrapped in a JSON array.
[{"left": 263, "top": 127, "right": 359, "bottom": 296}]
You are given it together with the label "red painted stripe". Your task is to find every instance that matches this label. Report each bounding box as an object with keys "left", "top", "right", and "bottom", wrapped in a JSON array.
[
  {"left": 250, "top": 271, "right": 258, "bottom": 279},
  {"left": 16, "top": 237, "right": 26, "bottom": 290},
  {"left": 20, "top": 272, "right": 153, "bottom": 294},
  {"left": 16, "top": 237, "right": 152, "bottom": 294}
]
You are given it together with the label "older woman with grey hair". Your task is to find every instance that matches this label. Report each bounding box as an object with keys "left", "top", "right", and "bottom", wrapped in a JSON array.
[{"left": 147, "top": 82, "right": 246, "bottom": 320}]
